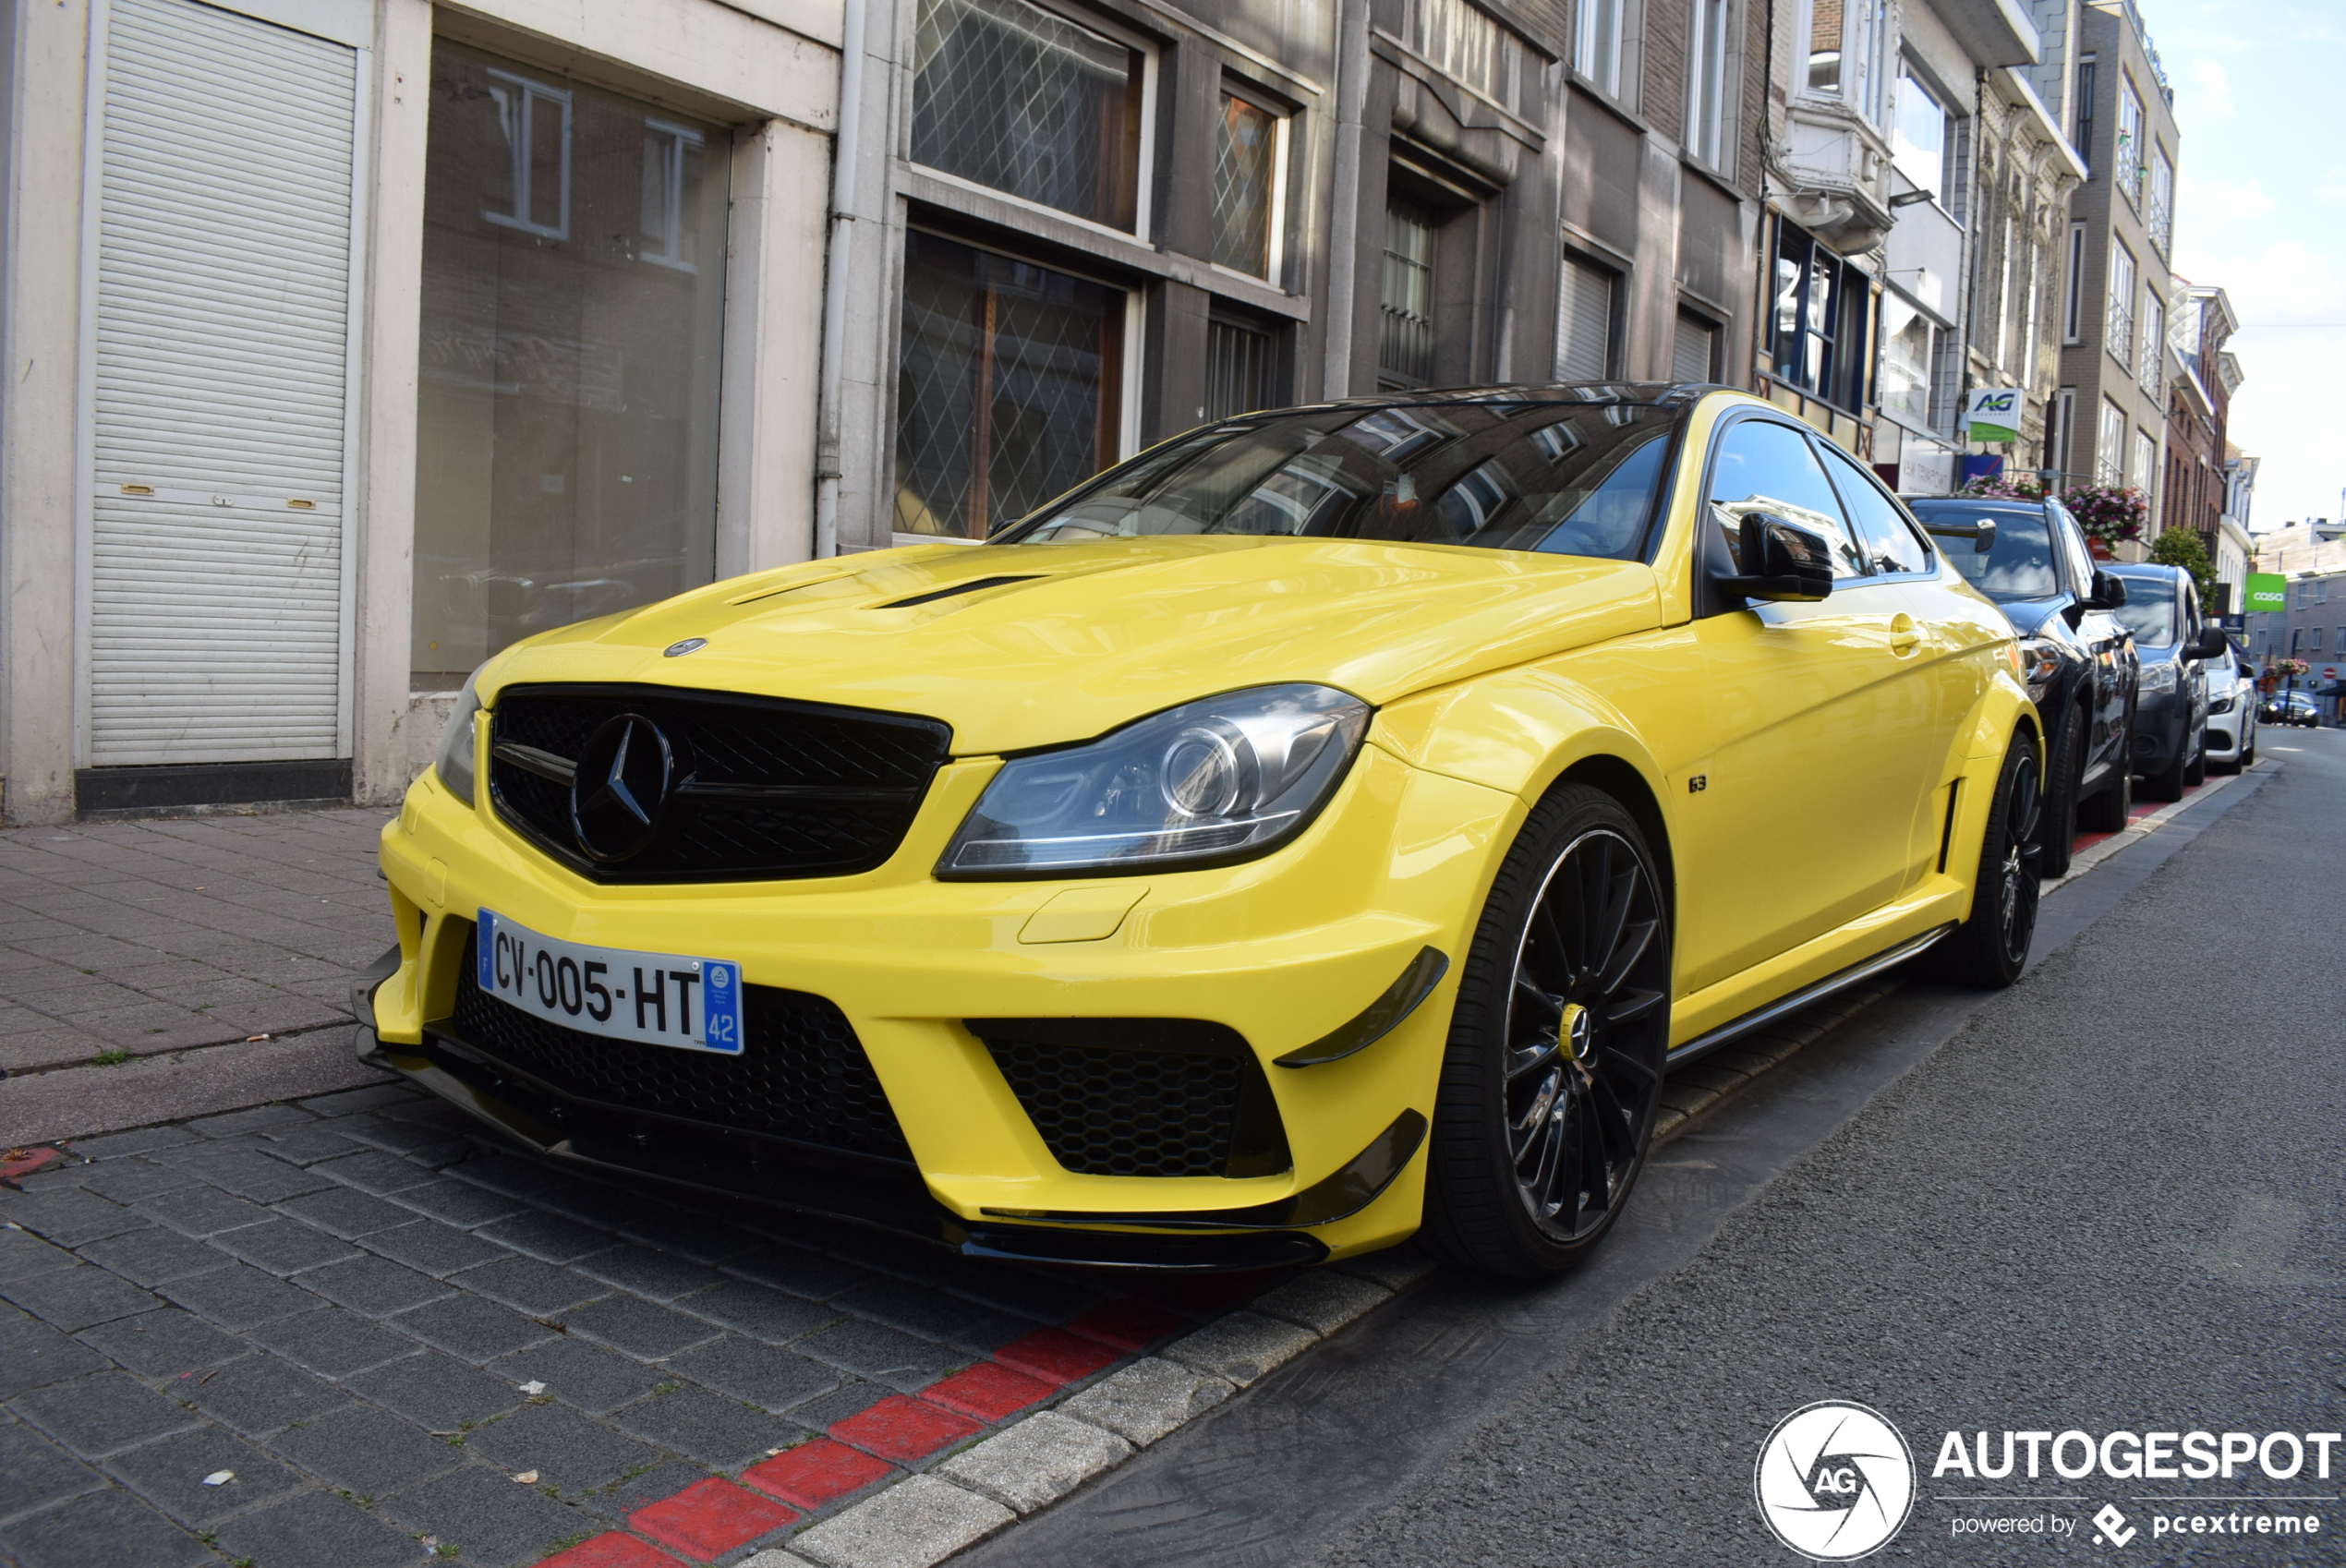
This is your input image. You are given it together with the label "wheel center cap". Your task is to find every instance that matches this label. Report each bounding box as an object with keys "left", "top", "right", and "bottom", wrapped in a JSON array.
[{"left": 1562, "top": 1003, "right": 1594, "bottom": 1062}]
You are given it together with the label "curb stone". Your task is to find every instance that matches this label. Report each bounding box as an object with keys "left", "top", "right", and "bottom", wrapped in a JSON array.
[
  {"left": 1160, "top": 1309, "right": 1321, "bottom": 1388},
  {"left": 1252, "top": 1270, "right": 1393, "bottom": 1335},
  {"left": 936, "top": 1410, "right": 1132, "bottom": 1513},
  {"left": 787, "top": 1474, "right": 1017, "bottom": 1568},
  {"left": 1056, "top": 1356, "right": 1236, "bottom": 1446}
]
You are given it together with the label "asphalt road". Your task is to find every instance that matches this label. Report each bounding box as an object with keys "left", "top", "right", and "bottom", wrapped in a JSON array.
[{"left": 967, "top": 734, "right": 2346, "bottom": 1568}]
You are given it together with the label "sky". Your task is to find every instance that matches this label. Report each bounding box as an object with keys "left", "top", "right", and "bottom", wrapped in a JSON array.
[{"left": 2150, "top": 0, "right": 2345, "bottom": 529}]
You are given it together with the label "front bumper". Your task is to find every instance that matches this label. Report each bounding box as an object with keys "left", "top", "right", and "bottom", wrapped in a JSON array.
[
  {"left": 2204, "top": 706, "right": 2247, "bottom": 757},
  {"left": 372, "top": 741, "right": 1522, "bottom": 1266}
]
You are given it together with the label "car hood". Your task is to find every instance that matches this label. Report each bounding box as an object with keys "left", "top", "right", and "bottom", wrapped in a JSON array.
[
  {"left": 478, "top": 537, "right": 1662, "bottom": 754},
  {"left": 1989, "top": 595, "right": 2066, "bottom": 640}
]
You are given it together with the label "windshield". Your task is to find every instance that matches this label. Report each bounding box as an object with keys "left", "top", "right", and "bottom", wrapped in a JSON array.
[
  {"left": 1917, "top": 504, "right": 2057, "bottom": 600},
  {"left": 995, "top": 401, "right": 1679, "bottom": 560},
  {"left": 2110, "top": 573, "right": 2177, "bottom": 647}
]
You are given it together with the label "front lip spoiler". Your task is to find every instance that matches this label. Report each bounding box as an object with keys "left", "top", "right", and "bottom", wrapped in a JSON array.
[{"left": 357, "top": 1025, "right": 1358, "bottom": 1272}]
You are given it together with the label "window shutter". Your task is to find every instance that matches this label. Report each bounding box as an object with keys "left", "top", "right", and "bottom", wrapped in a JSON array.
[
  {"left": 1672, "top": 313, "right": 1717, "bottom": 383},
  {"left": 88, "top": 0, "right": 357, "bottom": 764},
  {"left": 1555, "top": 257, "right": 1615, "bottom": 380}
]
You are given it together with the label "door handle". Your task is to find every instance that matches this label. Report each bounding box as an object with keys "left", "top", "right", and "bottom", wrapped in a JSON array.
[{"left": 1888, "top": 613, "right": 1919, "bottom": 654}]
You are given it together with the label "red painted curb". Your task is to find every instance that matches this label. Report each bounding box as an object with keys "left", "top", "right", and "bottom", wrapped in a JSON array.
[
  {"left": 628, "top": 1478, "right": 797, "bottom": 1561},
  {"left": 993, "top": 1327, "right": 1119, "bottom": 1386},
  {"left": 535, "top": 1533, "right": 684, "bottom": 1567},
  {"left": 1, "top": 1146, "right": 62, "bottom": 1185},
  {"left": 923, "top": 1360, "right": 1056, "bottom": 1421},
  {"left": 740, "top": 1438, "right": 897, "bottom": 1510},
  {"left": 1065, "top": 1298, "right": 1189, "bottom": 1352},
  {"left": 829, "top": 1394, "right": 982, "bottom": 1463}
]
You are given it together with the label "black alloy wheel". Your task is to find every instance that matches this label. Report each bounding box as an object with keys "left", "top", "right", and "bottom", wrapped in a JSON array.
[
  {"left": 1941, "top": 735, "right": 2041, "bottom": 989},
  {"left": 2038, "top": 709, "right": 2083, "bottom": 879},
  {"left": 1425, "top": 786, "right": 1670, "bottom": 1277}
]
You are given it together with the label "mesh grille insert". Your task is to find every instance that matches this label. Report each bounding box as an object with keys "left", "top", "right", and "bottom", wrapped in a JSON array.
[
  {"left": 974, "top": 1020, "right": 1290, "bottom": 1180},
  {"left": 489, "top": 683, "right": 950, "bottom": 884},
  {"left": 441, "top": 928, "right": 911, "bottom": 1163}
]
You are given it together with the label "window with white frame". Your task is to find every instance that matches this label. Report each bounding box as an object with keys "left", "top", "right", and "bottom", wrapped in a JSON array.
[
  {"left": 2048, "top": 387, "right": 2075, "bottom": 477},
  {"left": 2139, "top": 292, "right": 2164, "bottom": 396},
  {"left": 910, "top": 0, "right": 1148, "bottom": 231},
  {"left": 1212, "top": 89, "right": 1285, "bottom": 278},
  {"left": 1576, "top": 0, "right": 1624, "bottom": 95},
  {"left": 640, "top": 120, "right": 708, "bottom": 271},
  {"left": 1803, "top": 0, "right": 1841, "bottom": 92},
  {"left": 2097, "top": 398, "right": 2125, "bottom": 485},
  {"left": 1409, "top": 0, "right": 1530, "bottom": 110},
  {"left": 482, "top": 68, "right": 572, "bottom": 239},
  {"left": 2149, "top": 147, "right": 2174, "bottom": 255},
  {"left": 2062, "top": 223, "right": 2085, "bottom": 342},
  {"left": 1893, "top": 67, "right": 1948, "bottom": 201},
  {"left": 2131, "top": 428, "right": 2157, "bottom": 495},
  {"left": 1686, "top": 0, "right": 1731, "bottom": 166},
  {"left": 2117, "top": 74, "right": 2145, "bottom": 207},
  {"left": 2107, "top": 240, "right": 2135, "bottom": 370},
  {"left": 1802, "top": 0, "right": 1891, "bottom": 121},
  {"left": 1996, "top": 213, "right": 2016, "bottom": 372},
  {"left": 1880, "top": 293, "right": 1939, "bottom": 428}
]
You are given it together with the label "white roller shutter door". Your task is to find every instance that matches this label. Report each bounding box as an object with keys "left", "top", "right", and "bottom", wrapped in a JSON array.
[
  {"left": 88, "top": 0, "right": 357, "bottom": 766},
  {"left": 1555, "top": 255, "right": 1615, "bottom": 382}
]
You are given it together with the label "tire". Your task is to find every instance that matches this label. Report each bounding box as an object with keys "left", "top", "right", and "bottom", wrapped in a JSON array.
[
  {"left": 2037, "top": 710, "right": 2083, "bottom": 879},
  {"left": 1422, "top": 785, "right": 1671, "bottom": 1278},
  {"left": 2075, "top": 753, "right": 2131, "bottom": 833},
  {"left": 2183, "top": 733, "right": 2207, "bottom": 788},
  {"left": 1939, "top": 734, "right": 2042, "bottom": 990},
  {"left": 2140, "top": 730, "right": 2188, "bottom": 802},
  {"left": 2241, "top": 730, "right": 2256, "bottom": 767}
]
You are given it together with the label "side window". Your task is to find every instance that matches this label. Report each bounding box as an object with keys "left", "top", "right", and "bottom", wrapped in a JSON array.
[
  {"left": 1704, "top": 419, "right": 1869, "bottom": 579},
  {"left": 2050, "top": 502, "right": 2096, "bottom": 595},
  {"left": 1818, "top": 440, "right": 1932, "bottom": 574}
]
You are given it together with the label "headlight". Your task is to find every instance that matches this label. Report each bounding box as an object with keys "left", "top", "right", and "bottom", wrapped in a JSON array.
[
  {"left": 2209, "top": 693, "right": 2236, "bottom": 714},
  {"left": 434, "top": 670, "right": 484, "bottom": 806},
  {"left": 2018, "top": 637, "right": 2061, "bottom": 697},
  {"left": 2138, "top": 658, "right": 2178, "bottom": 694},
  {"left": 938, "top": 684, "right": 1373, "bottom": 877}
]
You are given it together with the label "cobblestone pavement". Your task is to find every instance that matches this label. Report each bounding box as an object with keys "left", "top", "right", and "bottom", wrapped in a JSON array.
[
  {"left": 0, "top": 810, "right": 395, "bottom": 1075},
  {"left": 0, "top": 1082, "right": 1364, "bottom": 1568}
]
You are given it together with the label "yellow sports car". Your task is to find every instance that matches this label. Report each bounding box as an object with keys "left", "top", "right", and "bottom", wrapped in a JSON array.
[{"left": 362, "top": 385, "right": 2038, "bottom": 1279}]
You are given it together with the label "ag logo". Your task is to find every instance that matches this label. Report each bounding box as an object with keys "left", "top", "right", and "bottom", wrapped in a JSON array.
[{"left": 1754, "top": 1401, "right": 1915, "bottom": 1561}]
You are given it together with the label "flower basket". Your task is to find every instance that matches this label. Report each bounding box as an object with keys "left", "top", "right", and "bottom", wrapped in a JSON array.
[{"left": 2058, "top": 484, "right": 2147, "bottom": 550}]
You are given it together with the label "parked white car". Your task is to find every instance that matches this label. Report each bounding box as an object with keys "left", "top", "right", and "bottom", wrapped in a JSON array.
[{"left": 2203, "top": 650, "right": 2258, "bottom": 772}]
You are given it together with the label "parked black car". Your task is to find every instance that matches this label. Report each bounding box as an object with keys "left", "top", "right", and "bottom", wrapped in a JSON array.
[
  {"left": 1910, "top": 496, "right": 2139, "bottom": 876},
  {"left": 2105, "top": 562, "right": 2228, "bottom": 799},
  {"left": 2260, "top": 690, "right": 2321, "bottom": 728}
]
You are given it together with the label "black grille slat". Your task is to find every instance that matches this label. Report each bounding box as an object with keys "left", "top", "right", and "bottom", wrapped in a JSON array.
[
  {"left": 986, "top": 1041, "right": 1244, "bottom": 1177},
  {"left": 488, "top": 683, "right": 950, "bottom": 883},
  {"left": 441, "top": 931, "right": 912, "bottom": 1163}
]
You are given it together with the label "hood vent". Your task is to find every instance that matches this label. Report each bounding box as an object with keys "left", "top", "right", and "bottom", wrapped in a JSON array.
[{"left": 876, "top": 574, "right": 1044, "bottom": 609}]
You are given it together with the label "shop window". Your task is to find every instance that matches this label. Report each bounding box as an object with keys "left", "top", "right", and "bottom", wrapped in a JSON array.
[
  {"left": 1771, "top": 221, "right": 1871, "bottom": 413},
  {"left": 1212, "top": 91, "right": 1281, "bottom": 278},
  {"left": 412, "top": 41, "right": 728, "bottom": 692},
  {"left": 1686, "top": 0, "right": 1731, "bottom": 166},
  {"left": 481, "top": 68, "right": 571, "bottom": 239},
  {"left": 1378, "top": 200, "right": 1438, "bottom": 386},
  {"left": 1555, "top": 254, "right": 1617, "bottom": 380},
  {"left": 1205, "top": 318, "right": 1276, "bottom": 419},
  {"left": 911, "top": 0, "right": 1144, "bottom": 231},
  {"left": 895, "top": 231, "right": 1126, "bottom": 538}
]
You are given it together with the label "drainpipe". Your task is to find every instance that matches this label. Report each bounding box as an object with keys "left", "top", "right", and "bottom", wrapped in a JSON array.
[
  {"left": 1321, "top": 0, "right": 1371, "bottom": 397},
  {"left": 813, "top": 0, "right": 869, "bottom": 559}
]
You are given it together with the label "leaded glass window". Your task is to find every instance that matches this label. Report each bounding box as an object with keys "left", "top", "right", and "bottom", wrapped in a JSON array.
[
  {"left": 1212, "top": 93, "right": 1277, "bottom": 276},
  {"left": 895, "top": 232, "right": 1126, "bottom": 539},
  {"left": 910, "top": 0, "right": 1144, "bottom": 231}
]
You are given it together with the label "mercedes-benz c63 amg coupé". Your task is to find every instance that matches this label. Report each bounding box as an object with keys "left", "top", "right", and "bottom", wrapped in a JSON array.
[{"left": 362, "top": 385, "right": 2039, "bottom": 1278}]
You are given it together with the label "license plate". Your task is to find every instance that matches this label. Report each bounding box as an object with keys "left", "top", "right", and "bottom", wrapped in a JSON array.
[{"left": 476, "top": 909, "right": 744, "bottom": 1055}]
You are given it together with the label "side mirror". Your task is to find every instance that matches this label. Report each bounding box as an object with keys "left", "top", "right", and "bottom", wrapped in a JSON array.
[
  {"left": 2188, "top": 624, "right": 2230, "bottom": 659},
  {"left": 1920, "top": 516, "right": 1997, "bottom": 553},
  {"left": 2082, "top": 570, "right": 2128, "bottom": 610},
  {"left": 1718, "top": 513, "right": 1834, "bottom": 603}
]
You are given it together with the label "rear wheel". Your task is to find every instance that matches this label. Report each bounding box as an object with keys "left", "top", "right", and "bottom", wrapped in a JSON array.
[
  {"left": 1940, "top": 736, "right": 2041, "bottom": 990},
  {"left": 2241, "top": 730, "right": 2256, "bottom": 766},
  {"left": 2038, "top": 710, "right": 2083, "bottom": 879},
  {"left": 1423, "top": 786, "right": 1670, "bottom": 1278}
]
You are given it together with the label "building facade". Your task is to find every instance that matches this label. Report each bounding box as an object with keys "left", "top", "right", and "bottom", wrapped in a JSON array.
[
  {"left": 2, "top": 0, "right": 844, "bottom": 825},
  {"left": 2160, "top": 280, "right": 2239, "bottom": 602},
  {"left": 2050, "top": 0, "right": 2175, "bottom": 534},
  {"left": 819, "top": 0, "right": 1775, "bottom": 555}
]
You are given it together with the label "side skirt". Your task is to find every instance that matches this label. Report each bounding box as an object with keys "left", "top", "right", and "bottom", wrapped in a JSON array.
[{"left": 1665, "top": 923, "right": 1955, "bottom": 1070}]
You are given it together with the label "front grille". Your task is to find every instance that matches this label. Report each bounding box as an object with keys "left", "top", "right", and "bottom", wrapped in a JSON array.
[
  {"left": 973, "top": 1020, "right": 1291, "bottom": 1179},
  {"left": 490, "top": 683, "right": 951, "bottom": 883},
  {"left": 441, "top": 929, "right": 911, "bottom": 1163}
]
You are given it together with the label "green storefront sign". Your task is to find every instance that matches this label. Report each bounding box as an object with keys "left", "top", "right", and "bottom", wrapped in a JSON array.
[{"left": 2244, "top": 573, "right": 2287, "bottom": 614}]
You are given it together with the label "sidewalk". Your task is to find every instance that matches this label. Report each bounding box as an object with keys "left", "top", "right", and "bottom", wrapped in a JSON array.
[{"left": 0, "top": 809, "right": 399, "bottom": 1144}]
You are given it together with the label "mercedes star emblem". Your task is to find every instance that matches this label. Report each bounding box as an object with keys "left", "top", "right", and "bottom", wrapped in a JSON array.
[{"left": 569, "top": 714, "right": 674, "bottom": 862}]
